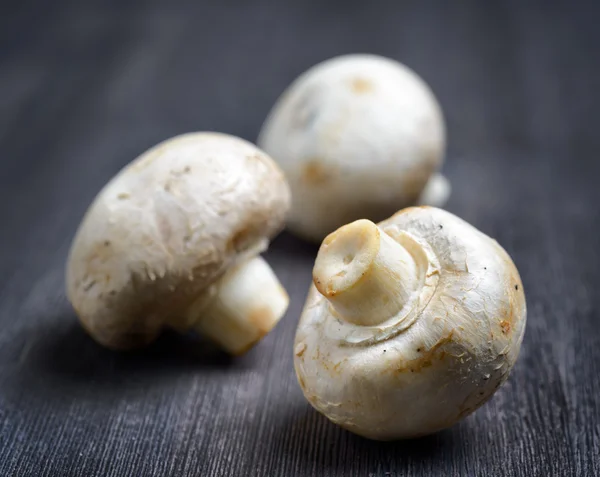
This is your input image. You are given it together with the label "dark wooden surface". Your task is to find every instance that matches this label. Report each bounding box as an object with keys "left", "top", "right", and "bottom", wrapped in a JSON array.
[{"left": 1, "top": 1, "right": 599, "bottom": 476}]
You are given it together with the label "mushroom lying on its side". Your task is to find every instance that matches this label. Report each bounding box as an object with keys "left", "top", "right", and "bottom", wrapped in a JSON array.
[
  {"left": 66, "top": 132, "right": 291, "bottom": 355},
  {"left": 294, "top": 207, "right": 526, "bottom": 440},
  {"left": 258, "top": 54, "right": 448, "bottom": 242}
]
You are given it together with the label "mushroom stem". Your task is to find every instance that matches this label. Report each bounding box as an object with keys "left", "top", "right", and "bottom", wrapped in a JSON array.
[
  {"left": 312, "top": 219, "right": 417, "bottom": 326},
  {"left": 417, "top": 173, "right": 451, "bottom": 208},
  {"left": 185, "top": 256, "right": 289, "bottom": 355}
]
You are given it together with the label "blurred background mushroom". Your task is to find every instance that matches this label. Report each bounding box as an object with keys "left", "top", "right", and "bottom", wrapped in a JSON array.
[{"left": 258, "top": 54, "right": 448, "bottom": 242}]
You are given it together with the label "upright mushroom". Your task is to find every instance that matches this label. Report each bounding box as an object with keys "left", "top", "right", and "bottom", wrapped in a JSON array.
[
  {"left": 66, "top": 132, "right": 291, "bottom": 355},
  {"left": 258, "top": 54, "right": 448, "bottom": 242},
  {"left": 294, "top": 207, "right": 526, "bottom": 440}
]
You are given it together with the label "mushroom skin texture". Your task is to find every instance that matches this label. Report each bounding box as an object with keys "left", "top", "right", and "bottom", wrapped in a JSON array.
[
  {"left": 258, "top": 54, "right": 448, "bottom": 242},
  {"left": 66, "top": 132, "right": 291, "bottom": 355},
  {"left": 294, "top": 207, "right": 526, "bottom": 440}
]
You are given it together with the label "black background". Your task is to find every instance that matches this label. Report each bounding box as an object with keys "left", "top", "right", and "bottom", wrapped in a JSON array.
[{"left": 1, "top": 1, "right": 599, "bottom": 476}]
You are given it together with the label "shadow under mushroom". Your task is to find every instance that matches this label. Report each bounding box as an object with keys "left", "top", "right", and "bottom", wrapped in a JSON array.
[
  {"left": 4, "top": 310, "right": 250, "bottom": 404},
  {"left": 250, "top": 398, "right": 473, "bottom": 475}
]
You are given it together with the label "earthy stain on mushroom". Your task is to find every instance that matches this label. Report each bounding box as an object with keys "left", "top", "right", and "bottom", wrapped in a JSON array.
[
  {"left": 350, "top": 77, "right": 374, "bottom": 94},
  {"left": 83, "top": 280, "right": 97, "bottom": 292},
  {"left": 248, "top": 306, "right": 274, "bottom": 335},
  {"left": 503, "top": 288, "right": 518, "bottom": 329},
  {"left": 390, "top": 331, "right": 454, "bottom": 375},
  {"left": 228, "top": 224, "right": 255, "bottom": 252},
  {"left": 85, "top": 239, "right": 116, "bottom": 266},
  {"left": 332, "top": 360, "right": 344, "bottom": 374},
  {"left": 500, "top": 320, "right": 511, "bottom": 334},
  {"left": 295, "top": 342, "right": 307, "bottom": 357},
  {"left": 325, "top": 282, "right": 337, "bottom": 296},
  {"left": 301, "top": 159, "right": 332, "bottom": 185}
]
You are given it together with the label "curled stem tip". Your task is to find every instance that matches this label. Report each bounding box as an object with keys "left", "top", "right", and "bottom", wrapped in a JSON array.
[{"left": 312, "top": 219, "right": 417, "bottom": 326}]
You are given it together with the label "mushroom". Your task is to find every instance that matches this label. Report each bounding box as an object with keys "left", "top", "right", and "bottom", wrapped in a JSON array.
[
  {"left": 66, "top": 132, "right": 291, "bottom": 355},
  {"left": 258, "top": 54, "right": 448, "bottom": 242},
  {"left": 294, "top": 207, "right": 526, "bottom": 440}
]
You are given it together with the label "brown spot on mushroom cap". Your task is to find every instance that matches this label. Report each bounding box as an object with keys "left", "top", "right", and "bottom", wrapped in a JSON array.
[
  {"left": 295, "top": 342, "right": 307, "bottom": 357},
  {"left": 331, "top": 360, "right": 346, "bottom": 375},
  {"left": 301, "top": 159, "right": 333, "bottom": 185},
  {"left": 390, "top": 331, "right": 455, "bottom": 375},
  {"left": 499, "top": 271, "right": 523, "bottom": 333},
  {"left": 325, "top": 282, "right": 337, "bottom": 296},
  {"left": 350, "top": 77, "right": 374, "bottom": 94},
  {"left": 227, "top": 224, "right": 258, "bottom": 253},
  {"left": 85, "top": 240, "right": 117, "bottom": 266}
]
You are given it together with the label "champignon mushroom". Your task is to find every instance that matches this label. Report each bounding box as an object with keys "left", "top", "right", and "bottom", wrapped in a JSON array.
[
  {"left": 258, "top": 54, "right": 448, "bottom": 242},
  {"left": 294, "top": 207, "right": 526, "bottom": 440},
  {"left": 66, "top": 132, "right": 291, "bottom": 355}
]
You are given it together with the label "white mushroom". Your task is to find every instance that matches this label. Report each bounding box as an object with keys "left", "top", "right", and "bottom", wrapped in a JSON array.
[
  {"left": 294, "top": 207, "right": 526, "bottom": 440},
  {"left": 416, "top": 173, "right": 451, "bottom": 207},
  {"left": 258, "top": 54, "right": 448, "bottom": 242},
  {"left": 66, "top": 132, "right": 291, "bottom": 355}
]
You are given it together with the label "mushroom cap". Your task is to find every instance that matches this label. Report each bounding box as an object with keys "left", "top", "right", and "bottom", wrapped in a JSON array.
[
  {"left": 66, "top": 132, "right": 290, "bottom": 349},
  {"left": 294, "top": 207, "right": 526, "bottom": 440},
  {"left": 258, "top": 54, "right": 445, "bottom": 242}
]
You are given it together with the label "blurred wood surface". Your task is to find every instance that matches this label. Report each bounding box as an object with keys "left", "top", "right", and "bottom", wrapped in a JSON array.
[{"left": 0, "top": 1, "right": 598, "bottom": 475}]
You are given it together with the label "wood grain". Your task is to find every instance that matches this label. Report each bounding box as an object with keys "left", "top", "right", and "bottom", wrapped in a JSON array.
[{"left": 0, "top": 1, "right": 598, "bottom": 476}]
